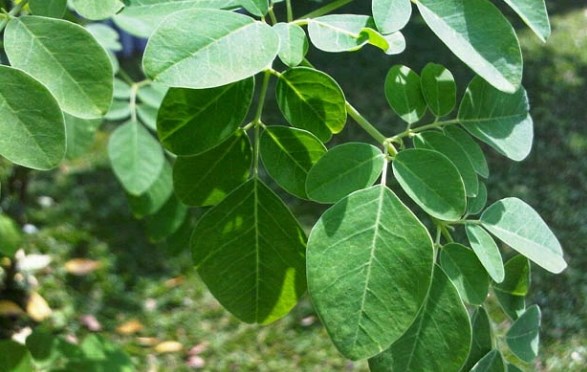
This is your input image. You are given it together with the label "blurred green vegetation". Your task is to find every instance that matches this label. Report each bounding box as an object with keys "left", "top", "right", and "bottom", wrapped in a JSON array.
[{"left": 1, "top": 3, "right": 586, "bottom": 371}]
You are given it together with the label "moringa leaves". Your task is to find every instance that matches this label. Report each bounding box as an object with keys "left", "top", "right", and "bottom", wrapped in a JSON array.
[
  {"left": 70, "top": 0, "right": 124, "bottom": 20},
  {"left": 307, "top": 185, "right": 434, "bottom": 360},
  {"left": 372, "top": 0, "right": 412, "bottom": 35},
  {"left": 465, "top": 224, "right": 505, "bottom": 283},
  {"left": 502, "top": 0, "right": 550, "bottom": 42},
  {"left": 440, "top": 243, "right": 489, "bottom": 305},
  {"left": 420, "top": 63, "right": 456, "bottom": 117},
  {"left": 506, "top": 305, "right": 541, "bottom": 362},
  {"left": 384, "top": 65, "right": 427, "bottom": 124},
  {"left": 273, "top": 23, "right": 309, "bottom": 67}
]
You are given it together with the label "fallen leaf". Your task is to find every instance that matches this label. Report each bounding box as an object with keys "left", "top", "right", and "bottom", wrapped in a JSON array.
[
  {"left": 65, "top": 259, "right": 102, "bottom": 276},
  {"left": 80, "top": 314, "right": 102, "bottom": 331},
  {"left": 186, "top": 355, "right": 206, "bottom": 369},
  {"left": 116, "top": 319, "right": 144, "bottom": 335},
  {"left": 0, "top": 300, "right": 25, "bottom": 317},
  {"left": 164, "top": 276, "right": 185, "bottom": 288},
  {"left": 155, "top": 341, "right": 183, "bottom": 354},
  {"left": 136, "top": 337, "right": 160, "bottom": 347},
  {"left": 26, "top": 292, "right": 52, "bottom": 322},
  {"left": 188, "top": 342, "right": 209, "bottom": 356}
]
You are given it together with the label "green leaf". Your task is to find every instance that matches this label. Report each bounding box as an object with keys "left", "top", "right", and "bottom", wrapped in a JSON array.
[
  {"left": 71, "top": 0, "right": 124, "bottom": 20},
  {"left": 191, "top": 178, "right": 307, "bottom": 324},
  {"left": 465, "top": 225, "right": 505, "bottom": 283},
  {"left": 458, "top": 77, "right": 533, "bottom": 161},
  {"left": 0, "top": 66, "right": 66, "bottom": 170},
  {"left": 481, "top": 198, "right": 567, "bottom": 274},
  {"left": 108, "top": 121, "right": 165, "bottom": 196},
  {"left": 502, "top": 0, "right": 550, "bottom": 42},
  {"left": 240, "top": 0, "right": 269, "bottom": 16},
  {"left": 276, "top": 67, "right": 347, "bottom": 142},
  {"left": 5, "top": 16, "right": 114, "bottom": 119},
  {"left": 507, "top": 363, "right": 524, "bottom": 372},
  {"left": 0, "top": 341, "right": 34, "bottom": 372},
  {"left": 29, "top": 0, "right": 67, "bottom": 18},
  {"left": 372, "top": 0, "right": 412, "bottom": 34},
  {"left": 127, "top": 161, "right": 173, "bottom": 219},
  {"left": 368, "top": 265, "right": 471, "bottom": 371},
  {"left": 416, "top": 0, "right": 522, "bottom": 92},
  {"left": 494, "top": 290, "right": 526, "bottom": 320},
  {"left": 143, "top": 9, "right": 278, "bottom": 89},
  {"left": 392, "top": 148, "right": 466, "bottom": 221},
  {"left": 420, "top": 63, "right": 456, "bottom": 117},
  {"left": 307, "top": 185, "right": 434, "bottom": 360},
  {"left": 444, "top": 126, "right": 489, "bottom": 178},
  {"left": 414, "top": 131, "right": 479, "bottom": 197},
  {"left": 113, "top": 0, "right": 240, "bottom": 37},
  {"left": 273, "top": 23, "right": 309, "bottom": 67},
  {"left": 384, "top": 65, "right": 427, "bottom": 124},
  {"left": 494, "top": 255, "right": 531, "bottom": 296},
  {"left": 64, "top": 114, "right": 101, "bottom": 160},
  {"left": 306, "top": 143, "right": 385, "bottom": 204},
  {"left": 146, "top": 196, "right": 189, "bottom": 242},
  {"left": 440, "top": 243, "right": 489, "bottom": 305},
  {"left": 137, "top": 104, "right": 158, "bottom": 131},
  {"left": 86, "top": 23, "right": 122, "bottom": 52},
  {"left": 462, "top": 307, "right": 494, "bottom": 371},
  {"left": 157, "top": 78, "right": 254, "bottom": 155},
  {"left": 506, "top": 305, "right": 541, "bottom": 362},
  {"left": 113, "top": 79, "right": 131, "bottom": 100},
  {"left": 468, "top": 182, "right": 488, "bottom": 215},
  {"left": 173, "top": 133, "right": 252, "bottom": 207},
  {"left": 105, "top": 101, "right": 131, "bottom": 121},
  {"left": 0, "top": 214, "right": 22, "bottom": 257},
  {"left": 260, "top": 126, "right": 326, "bottom": 199},
  {"left": 471, "top": 350, "right": 506, "bottom": 372},
  {"left": 137, "top": 83, "right": 168, "bottom": 108}
]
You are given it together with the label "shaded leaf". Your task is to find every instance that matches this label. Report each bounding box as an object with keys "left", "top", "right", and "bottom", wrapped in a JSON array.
[
  {"left": 494, "top": 290, "right": 526, "bottom": 321},
  {"left": 420, "top": 63, "right": 456, "bottom": 117},
  {"left": 145, "top": 196, "right": 189, "bottom": 242},
  {"left": 0, "top": 341, "right": 34, "bottom": 372},
  {"left": 468, "top": 182, "right": 488, "bottom": 216},
  {"left": 384, "top": 65, "right": 427, "bottom": 124},
  {"left": 462, "top": 307, "right": 494, "bottom": 371},
  {"left": 127, "top": 161, "right": 173, "bottom": 218},
  {"left": 29, "top": 0, "right": 67, "bottom": 18},
  {"left": 506, "top": 305, "right": 541, "bottom": 362},
  {"left": 240, "top": 0, "right": 269, "bottom": 16},
  {"left": 64, "top": 114, "right": 101, "bottom": 160},
  {"left": 494, "top": 255, "right": 531, "bottom": 296},
  {"left": 471, "top": 350, "right": 506, "bottom": 372},
  {"left": 440, "top": 243, "right": 489, "bottom": 305},
  {"left": 444, "top": 125, "right": 489, "bottom": 178}
]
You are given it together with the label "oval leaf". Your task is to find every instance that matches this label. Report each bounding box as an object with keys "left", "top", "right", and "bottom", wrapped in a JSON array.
[
  {"left": 108, "top": 121, "right": 165, "bottom": 196},
  {"left": 494, "top": 255, "right": 531, "bottom": 296},
  {"left": 440, "top": 243, "right": 489, "bottom": 305},
  {"left": 392, "top": 148, "right": 466, "bottom": 221},
  {"left": 157, "top": 77, "right": 254, "bottom": 155},
  {"left": 368, "top": 265, "right": 471, "bottom": 371},
  {"left": 494, "top": 289, "right": 526, "bottom": 321},
  {"left": 307, "top": 15, "right": 373, "bottom": 53},
  {"left": 273, "top": 23, "right": 309, "bottom": 67},
  {"left": 143, "top": 9, "right": 278, "bottom": 89},
  {"left": 127, "top": 161, "right": 173, "bottom": 219},
  {"left": 0, "top": 66, "right": 65, "bottom": 170},
  {"left": 420, "top": 63, "right": 456, "bottom": 117},
  {"left": 173, "top": 133, "right": 252, "bottom": 206},
  {"left": 5, "top": 16, "right": 113, "bottom": 119},
  {"left": 71, "top": 0, "right": 124, "bottom": 20},
  {"left": 506, "top": 305, "right": 541, "bottom": 362},
  {"left": 29, "top": 0, "right": 67, "bottom": 18},
  {"left": 471, "top": 350, "right": 506, "bottom": 372},
  {"left": 276, "top": 67, "right": 347, "bottom": 142},
  {"left": 240, "top": 0, "right": 269, "bottom": 16},
  {"left": 146, "top": 196, "right": 189, "bottom": 242},
  {"left": 191, "top": 178, "right": 307, "bottom": 324},
  {"left": 64, "top": 113, "right": 101, "bottom": 160},
  {"left": 502, "top": 0, "right": 550, "bottom": 42},
  {"left": 306, "top": 143, "right": 385, "bottom": 204},
  {"left": 307, "top": 185, "right": 434, "bottom": 360},
  {"left": 468, "top": 182, "right": 488, "bottom": 215},
  {"left": 465, "top": 224, "right": 505, "bottom": 283},
  {"left": 384, "top": 65, "right": 427, "bottom": 124},
  {"left": 444, "top": 125, "right": 489, "bottom": 178},
  {"left": 260, "top": 126, "right": 326, "bottom": 199},
  {"left": 463, "top": 307, "right": 494, "bottom": 371},
  {"left": 458, "top": 76, "right": 533, "bottom": 161},
  {"left": 416, "top": 0, "right": 522, "bottom": 92},
  {"left": 481, "top": 198, "right": 567, "bottom": 273},
  {"left": 372, "top": 0, "right": 412, "bottom": 35}
]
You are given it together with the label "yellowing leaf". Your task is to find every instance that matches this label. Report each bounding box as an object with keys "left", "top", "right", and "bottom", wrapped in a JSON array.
[
  {"left": 164, "top": 276, "right": 185, "bottom": 288},
  {"left": 116, "top": 319, "right": 144, "bottom": 335},
  {"left": 26, "top": 292, "right": 52, "bottom": 322},
  {"left": 136, "top": 337, "right": 160, "bottom": 347},
  {"left": 65, "top": 259, "right": 102, "bottom": 276},
  {"left": 0, "top": 300, "right": 25, "bottom": 316},
  {"left": 155, "top": 341, "right": 183, "bottom": 354}
]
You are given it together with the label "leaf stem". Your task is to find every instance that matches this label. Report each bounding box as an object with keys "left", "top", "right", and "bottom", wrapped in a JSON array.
[
  {"left": 299, "top": 0, "right": 354, "bottom": 19},
  {"left": 286, "top": 0, "right": 293, "bottom": 22},
  {"left": 0, "top": 0, "right": 26, "bottom": 33},
  {"left": 268, "top": 7, "right": 278, "bottom": 25},
  {"left": 346, "top": 102, "right": 398, "bottom": 156},
  {"left": 389, "top": 119, "right": 460, "bottom": 142},
  {"left": 440, "top": 224, "right": 454, "bottom": 243},
  {"left": 252, "top": 71, "right": 272, "bottom": 176}
]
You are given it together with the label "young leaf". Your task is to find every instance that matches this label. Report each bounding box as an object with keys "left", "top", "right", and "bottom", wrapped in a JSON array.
[
  {"left": 471, "top": 350, "right": 506, "bottom": 372},
  {"left": 506, "top": 305, "right": 541, "bottom": 363},
  {"left": 392, "top": 149, "right": 466, "bottom": 221},
  {"left": 384, "top": 65, "right": 427, "bottom": 124},
  {"left": 260, "top": 126, "right": 326, "bottom": 199},
  {"left": 127, "top": 161, "right": 173, "bottom": 219},
  {"left": 70, "top": 0, "right": 124, "bottom": 20},
  {"left": 420, "top": 63, "right": 456, "bottom": 117},
  {"left": 29, "top": 0, "right": 67, "bottom": 18},
  {"left": 468, "top": 182, "right": 488, "bottom": 215},
  {"left": 191, "top": 178, "right": 307, "bottom": 325},
  {"left": 372, "top": 0, "right": 412, "bottom": 35},
  {"left": 5, "top": 16, "right": 113, "bottom": 119},
  {"left": 64, "top": 114, "right": 101, "bottom": 160},
  {"left": 145, "top": 196, "right": 189, "bottom": 242},
  {"left": 173, "top": 133, "right": 252, "bottom": 207},
  {"left": 273, "top": 23, "right": 309, "bottom": 67},
  {"left": 440, "top": 243, "right": 489, "bottom": 305},
  {"left": 143, "top": 9, "right": 278, "bottom": 89},
  {"left": 444, "top": 126, "right": 489, "bottom": 178},
  {"left": 0, "top": 66, "right": 66, "bottom": 170},
  {"left": 306, "top": 143, "right": 385, "bottom": 204},
  {"left": 462, "top": 307, "right": 494, "bottom": 371},
  {"left": 307, "top": 185, "right": 434, "bottom": 360},
  {"left": 414, "top": 131, "right": 479, "bottom": 197},
  {"left": 368, "top": 265, "right": 471, "bottom": 371},
  {"left": 502, "top": 0, "right": 550, "bottom": 42},
  {"left": 458, "top": 77, "right": 533, "bottom": 161},
  {"left": 113, "top": 0, "right": 241, "bottom": 37},
  {"left": 108, "top": 121, "right": 165, "bottom": 196},
  {"left": 276, "top": 67, "right": 347, "bottom": 142},
  {"left": 494, "top": 255, "right": 531, "bottom": 296},
  {"left": 494, "top": 290, "right": 526, "bottom": 321},
  {"left": 465, "top": 225, "right": 505, "bottom": 283},
  {"left": 481, "top": 198, "right": 567, "bottom": 273},
  {"left": 416, "top": 0, "right": 522, "bottom": 93},
  {"left": 157, "top": 77, "right": 254, "bottom": 155}
]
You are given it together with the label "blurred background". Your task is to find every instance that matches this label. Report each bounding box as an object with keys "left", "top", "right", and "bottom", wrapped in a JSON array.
[{"left": 0, "top": 1, "right": 585, "bottom": 370}]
